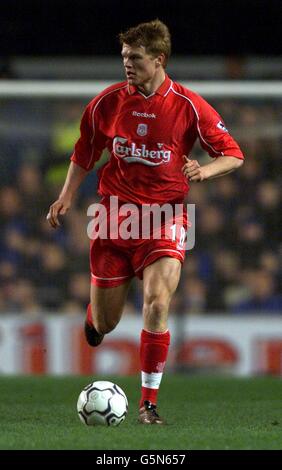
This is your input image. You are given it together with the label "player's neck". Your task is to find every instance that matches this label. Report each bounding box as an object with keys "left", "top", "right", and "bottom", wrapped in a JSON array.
[{"left": 137, "top": 69, "right": 166, "bottom": 96}]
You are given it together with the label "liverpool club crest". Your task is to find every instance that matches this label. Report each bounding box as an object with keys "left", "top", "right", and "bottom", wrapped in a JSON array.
[{"left": 137, "top": 123, "right": 148, "bottom": 136}]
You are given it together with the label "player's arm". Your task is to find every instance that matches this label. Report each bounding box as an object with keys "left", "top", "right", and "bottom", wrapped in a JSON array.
[
  {"left": 182, "top": 92, "right": 244, "bottom": 182},
  {"left": 182, "top": 154, "right": 243, "bottom": 182},
  {"left": 47, "top": 101, "right": 106, "bottom": 228},
  {"left": 47, "top": 162, "right": 88, "bottom": 228}
]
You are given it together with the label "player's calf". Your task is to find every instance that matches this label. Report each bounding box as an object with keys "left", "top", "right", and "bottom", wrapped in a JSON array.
[
  {"left": 84, "top": 304, "right": 104, "bottom": 347},
  {"left": 84, "top": 321, "right": 104, "bottom": 347}
]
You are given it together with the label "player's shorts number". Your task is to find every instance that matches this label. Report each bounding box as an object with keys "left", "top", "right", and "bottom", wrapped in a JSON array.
[{"left": 170, "top": 224, "right": 186, "bottom": 248}]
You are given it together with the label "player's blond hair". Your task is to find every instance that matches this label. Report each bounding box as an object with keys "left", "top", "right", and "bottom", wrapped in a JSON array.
[{"left": 119, "top": 19, "right": 171, "bottom": 68}]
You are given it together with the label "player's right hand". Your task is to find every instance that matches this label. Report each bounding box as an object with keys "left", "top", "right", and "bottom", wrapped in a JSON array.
[{"left": 46, "top": 198, "right": 71, "bottom": 229}]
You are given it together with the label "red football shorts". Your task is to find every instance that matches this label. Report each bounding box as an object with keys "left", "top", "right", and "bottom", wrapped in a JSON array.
[{"left": 89, "top": 196, "right": 188, "bottom": 287}]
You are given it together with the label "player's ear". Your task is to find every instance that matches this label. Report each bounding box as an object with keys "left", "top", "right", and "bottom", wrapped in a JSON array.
[{"left": 155, "top": 53, "right": 165, "bottom": 67}]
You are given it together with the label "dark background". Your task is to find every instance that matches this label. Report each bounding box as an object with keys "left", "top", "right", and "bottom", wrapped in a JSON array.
[{"left": 1, "top": 0, "right": 282, "bottom": 56}]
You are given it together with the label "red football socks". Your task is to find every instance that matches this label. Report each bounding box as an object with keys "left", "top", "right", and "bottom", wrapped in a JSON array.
[{"left": 139, "top": 328, "right": 170, "bottom": 407}]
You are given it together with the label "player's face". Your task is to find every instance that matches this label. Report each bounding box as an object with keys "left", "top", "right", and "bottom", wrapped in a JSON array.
[{"left": 121, "top": 44, "right": 160, "bottom": 87}]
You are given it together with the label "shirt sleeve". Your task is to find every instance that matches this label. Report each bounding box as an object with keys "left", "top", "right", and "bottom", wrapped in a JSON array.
[
  {"left": 70, "top": 101, "right": 107, "bottom": 171},
  {"left": 195, "top": 94, "right": 244, "bottom": 160}
]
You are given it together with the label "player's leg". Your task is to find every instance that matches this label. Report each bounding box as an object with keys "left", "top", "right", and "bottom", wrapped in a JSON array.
[
  {"left": 143, "top": 256, "right": 181, "bottom": 331},
  {"left": 86, "top": 195, "right": 135, "bottom": 346},
  {"left": 139, "top": 256, "right": 181, "bottom": 424},
  {"left": 90, "top": 281, "right": 131, "bottom": 334},
  {"left": 85, "top": 280, "right": 131, "bottom": 346}
]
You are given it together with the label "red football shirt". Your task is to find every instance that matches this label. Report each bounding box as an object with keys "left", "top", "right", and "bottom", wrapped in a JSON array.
[{"left": 71, "top": 74, "right": 244, "bottom": 205}]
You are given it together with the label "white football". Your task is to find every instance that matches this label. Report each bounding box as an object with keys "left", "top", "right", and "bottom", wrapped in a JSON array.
[{"left": 77, "top": 380, "right": 128, "bottom": 426}]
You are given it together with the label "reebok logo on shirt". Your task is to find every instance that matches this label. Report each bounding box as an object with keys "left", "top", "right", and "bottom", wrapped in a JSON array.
[{"left": 132, "top": 111, "right": 157, "bottom": 119}]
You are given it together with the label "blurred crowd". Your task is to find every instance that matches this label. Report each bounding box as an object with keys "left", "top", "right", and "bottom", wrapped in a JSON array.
[{"left": 0, "top": 96, "right": 281, "bottom": 315}]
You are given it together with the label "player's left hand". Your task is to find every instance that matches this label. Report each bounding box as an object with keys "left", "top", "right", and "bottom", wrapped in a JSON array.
[{"left": 181, "top": 155, "right": 206, "bottom": 182}]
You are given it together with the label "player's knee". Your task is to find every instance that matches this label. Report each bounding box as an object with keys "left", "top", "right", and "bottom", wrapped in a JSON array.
[
  {"left": 105, "top": 317, "right": 119, "bottom": 333},
  {"left": 143, "top": 299, "right": 168, "bottom": 324},
  {"left": 94, "top": 317, "right": 118, "bottom": 335},
  {"left": 94, "top": 321, "right": 111, "bottom": 335}
]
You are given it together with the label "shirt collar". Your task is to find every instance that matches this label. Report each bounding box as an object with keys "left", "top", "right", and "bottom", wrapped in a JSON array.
[{"left": 128, "top": 74, "right": 172, "bottom": 97}]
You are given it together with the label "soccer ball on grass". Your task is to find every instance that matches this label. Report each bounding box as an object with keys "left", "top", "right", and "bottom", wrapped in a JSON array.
[{"left": 77, "top": 380, "right": 128, "bottom": 426}]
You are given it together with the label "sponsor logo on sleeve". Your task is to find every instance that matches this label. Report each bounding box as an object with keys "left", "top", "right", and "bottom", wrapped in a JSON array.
[{"left": 217, "top": 121, "right": 228, "bottom": 132}]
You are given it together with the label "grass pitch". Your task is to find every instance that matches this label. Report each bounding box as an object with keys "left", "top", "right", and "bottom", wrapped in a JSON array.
[{"left": 0, "top": 375, "right": 281, "bottom": 450}]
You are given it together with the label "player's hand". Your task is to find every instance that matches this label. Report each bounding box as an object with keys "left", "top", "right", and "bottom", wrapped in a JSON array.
[
  {"left": 46, "top": 198, "right": 71, "bottom": 229},
  {"left": 181, "top": 155, "right": 206, "bottom": 182}
]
